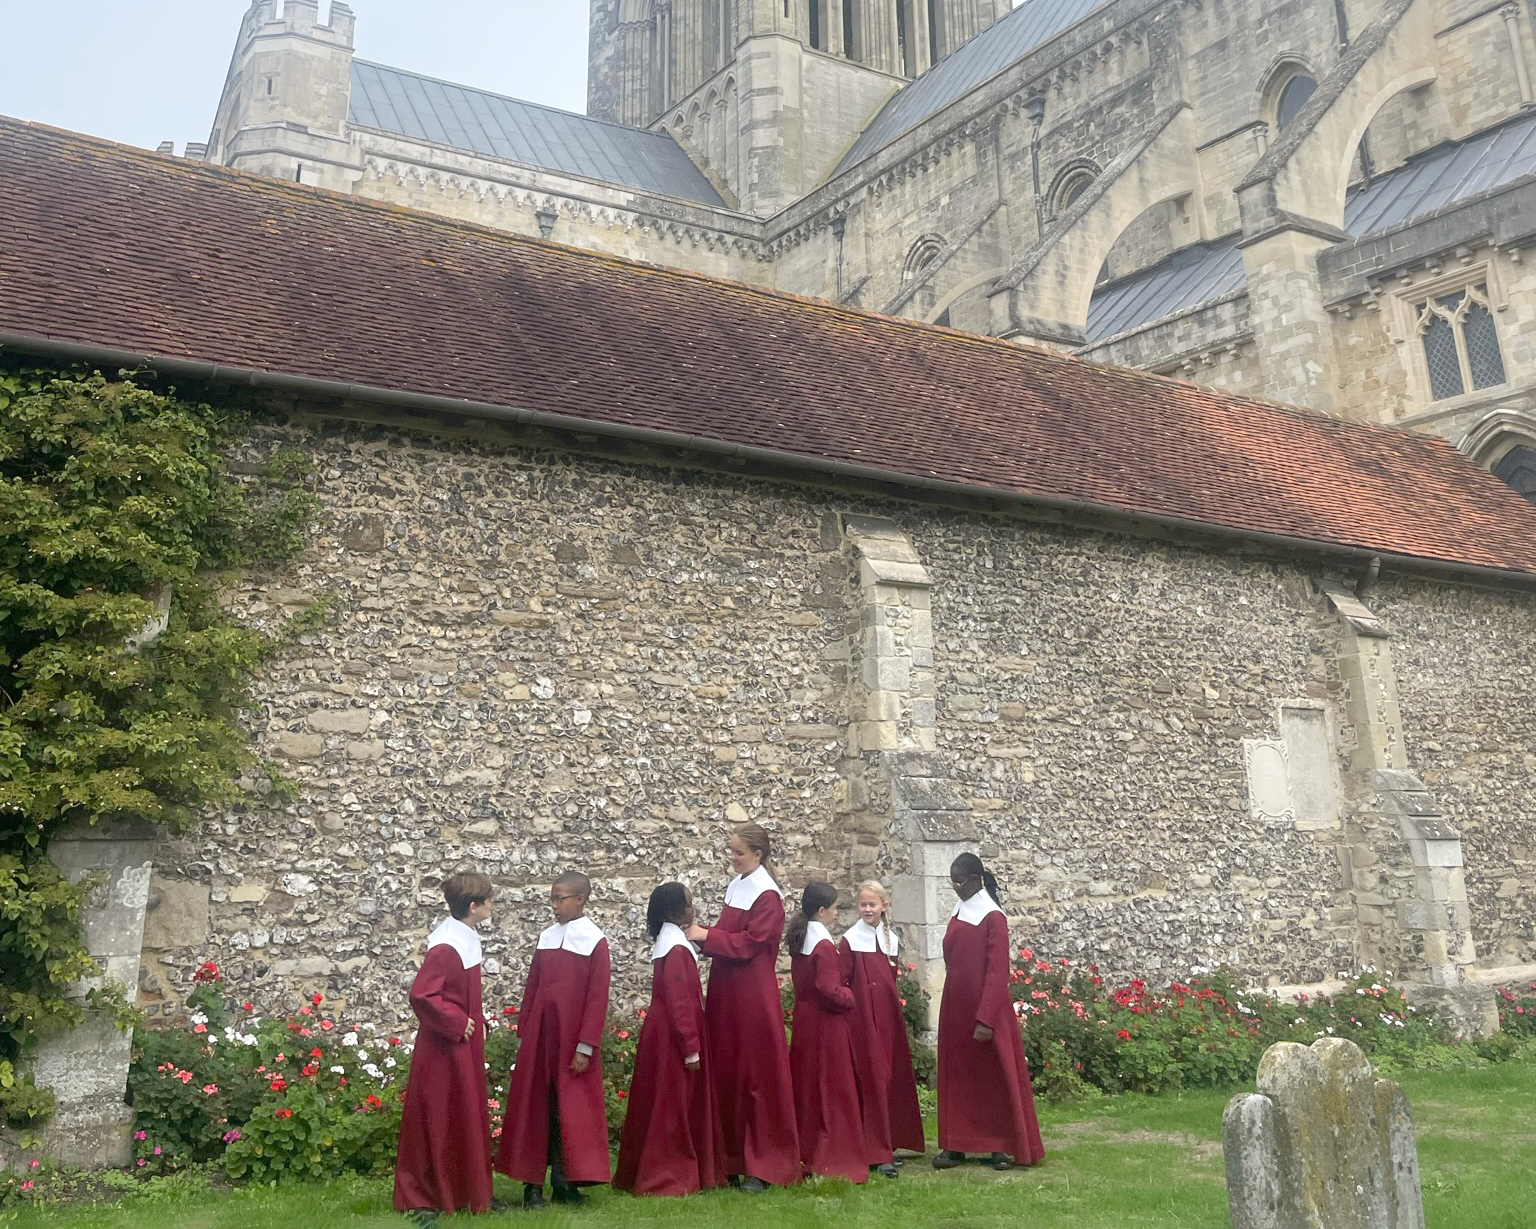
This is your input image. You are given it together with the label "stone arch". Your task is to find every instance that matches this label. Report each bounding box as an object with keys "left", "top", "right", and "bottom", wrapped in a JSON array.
[
  {"left": 903, "top": 233, "right": 947, "bottom": 280},
  {"left": 1259, "top": 56, "right": 1319, "bottom": 133},
  {"left": 1047, "top": 159, "right": 1100, "bottom": 219},
  {"left": 1238, "top": 0, "right": 1439, "bottom": 233},
  {"left": 992, "top": 104, "right": 1205, "bottom": 341},
  {"left": 1459, "top": 409, "right": 1536, "bottom": 502},
  {"left": 923, "top": 268, "right": 1006, "bottom": 324}
]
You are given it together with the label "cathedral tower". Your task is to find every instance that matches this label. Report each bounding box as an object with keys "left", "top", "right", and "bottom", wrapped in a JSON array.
[
  {"left": 587, "top": 0, "right": 1008, "bottom": 214},
  {"left": 206, "top": 0, "right": 360, "bottom": 192}
]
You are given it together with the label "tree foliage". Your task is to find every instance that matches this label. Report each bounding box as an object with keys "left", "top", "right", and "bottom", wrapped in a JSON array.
[{"left": 0, "top": 359, "right": 316, "bottom": 1120}]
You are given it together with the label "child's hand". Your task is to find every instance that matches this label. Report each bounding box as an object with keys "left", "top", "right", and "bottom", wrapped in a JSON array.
[
  {"left": 684, "top": 1055, "right": 701, "bottom": 1072},
  {"left": 972, "top": 1023, "right": 994, "bottom": 1043},
  {"left": 463, "top": 1018, "right": 476, "bottom": 1041},
  {"left": 570, "top": 1051, "right": 590, "bottom": 1075},
  {"left": 685, "top": 923, "right": 708, "bottom": 943}
]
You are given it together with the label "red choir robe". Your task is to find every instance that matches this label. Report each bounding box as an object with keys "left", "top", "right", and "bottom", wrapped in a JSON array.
[
  {"left": 613, "top": 924, "right": 726, "bottom": 1196},
  {"left": 495, "top": 915, "right": 613, "bottom": 1187},
  {"left": 393, "top": 916, "right": 494, "bottom": 1214},
  {"left": 789, "top": 924, "right": 868, "bottom": 1184},
  {"left": 841, "top": 920, "right": 926, "bottom": 1160},
  {"left": 937, "top": 893, "right": 1045, "bottom": 1165},
  {"left": 699, "top": 865, "right": 801, "bottom": 1186}
]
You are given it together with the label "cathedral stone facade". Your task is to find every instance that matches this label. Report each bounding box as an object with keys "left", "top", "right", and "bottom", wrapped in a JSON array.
[{"left": 196, "top": 0, "right": 1536, "bottom": 500}]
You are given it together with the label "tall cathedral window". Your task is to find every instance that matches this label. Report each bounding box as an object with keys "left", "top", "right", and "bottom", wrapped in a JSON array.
[
  {"left": 1274, "top": 74, "right": 1317, "bottom": 129},
  {"left": 1414, "top": 283, "right": 1506, "bottom": 401}
]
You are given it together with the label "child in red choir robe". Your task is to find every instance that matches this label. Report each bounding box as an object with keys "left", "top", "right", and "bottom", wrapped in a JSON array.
[
  {"left": 614, "top": 883, "right": 725, "bottom": 1196},
  {"left": 932, "top": 853, "right": 1045, "bottom": 1173},
  {"left": 841, "top": 880, "right": 926, "bottom": 1177},
  {"left": 394, "top": 870, "right": 496, "bottom": 1223},
  {"left": 495, "top": 871, "right": 612, "bottom": 1208},
  {"left": 787, "top": 882, "right": 868, "bottom": 1185},
  {"left": 685, "top": 823, "right": 800, "bottom": 1191}
]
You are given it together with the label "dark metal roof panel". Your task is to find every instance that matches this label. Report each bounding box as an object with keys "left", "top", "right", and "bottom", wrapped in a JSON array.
[
  {"left": 1085, "top": 238, "right": 1244, "bottom": 342},
  {"left": 349, "top": 60, "right": 726, "bottom": 207},
  {"left": 837, "top": 0, "right": 1111, "bottom": 173},
  {"left": 1344, "top": 109, "right": 1536, "bottom": 234}
]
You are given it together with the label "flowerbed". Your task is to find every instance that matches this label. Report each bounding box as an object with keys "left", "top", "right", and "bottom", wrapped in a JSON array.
[
  {"left": 1010, "top": 950, "right": 1533, "bottom": 1100},
  {"left": 4, "top": 956, "right": 1528, "bottom": 1205}
]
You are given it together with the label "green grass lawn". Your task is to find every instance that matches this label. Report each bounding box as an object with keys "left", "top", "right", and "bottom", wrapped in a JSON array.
[{"left": 7, "top": 1062, "right": 1535, "bottom": 1229}]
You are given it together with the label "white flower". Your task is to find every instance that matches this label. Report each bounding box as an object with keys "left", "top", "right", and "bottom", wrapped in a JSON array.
[
  {"left": 190, "top": 1011, "right": 208, "bottom": 1026},
  {"left": 330, "top": 1065, "right": 346, "bottom": 1075},
  {"left": 363, "top": 1063, "right": 382, "bottom": 1079},
  {"left": 384, "top": 1057, "right": 397, "bottom": 1069},
  {"left": 342, "top": 1032, "right": 358, "bottom": 1047},
  {"left": 356, "top": 1049, "right": 369, "bottom": 1062}
]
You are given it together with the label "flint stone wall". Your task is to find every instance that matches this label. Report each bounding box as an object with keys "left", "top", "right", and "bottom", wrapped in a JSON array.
[{"left": 138, "top": 408, "right": 1536, "bottom": 1030}]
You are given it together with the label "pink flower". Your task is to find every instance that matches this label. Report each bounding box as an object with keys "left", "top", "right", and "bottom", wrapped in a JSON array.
[
  {"left": 137, "top": 1159, "right": 147, "bottom": 1168},
  {"left": 134, "top": 1130, "right": 147, "bottom": 1141},
  {"left": 153, "top": 1146, "right": 162, "bottom": 1156},
  {"left": 20, "top": 1180, "right": 34, "bottom": 1191},
  {"left": 193, "top": 1024, "right": 208, "bottom": 1034},
  {"left": 202, "top": 1084, "right": 219, "bottom": 1096},
  {"left": 223, "top": 1129, "right": 242, "bottom": 1143},
  {"left": 28, "top": 1160, "right": 40, "bottom": 1169},
  {"left": 319, "top": 1019, "right": 335, "bottom": 1032}
]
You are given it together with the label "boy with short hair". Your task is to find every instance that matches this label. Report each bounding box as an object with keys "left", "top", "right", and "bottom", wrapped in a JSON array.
[
  {"left": 394, "top": 870, "right": 496, "bottom": 1224},
  {"left": 495, "top": 871, "right": 612, "bottom": 1207}
]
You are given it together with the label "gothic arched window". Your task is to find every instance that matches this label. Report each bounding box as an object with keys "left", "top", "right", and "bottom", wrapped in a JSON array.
[
  {"left": 1274, "top": 73, "right": 1317, "bottom": 130},
  {"left": 903, "top": 234, "right": 945, "bottom": 281},
  {"left": 1413, "top": 283, "right": 1506, "bottom": 401},
  {"left": 1493, "top": 445, "right": 1536, "bottom": 503},
  {"left": 1048, "top": 162, "right": 1099, "bottom": 218}
]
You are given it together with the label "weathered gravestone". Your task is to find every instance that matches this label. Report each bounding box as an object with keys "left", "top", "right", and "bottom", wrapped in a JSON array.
[{"left": 1223, "top": 1037, "right": 1424, "bottom": 1229}]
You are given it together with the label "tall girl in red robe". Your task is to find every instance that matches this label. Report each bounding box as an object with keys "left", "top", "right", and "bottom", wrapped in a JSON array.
[
  {"left": 686, "top": 823, "right": 800, "bottom": 1191},
  {"left": 933, "top": 853, "right": 1045, "bottom": 1172},
  {"left": 495, "top": 871, "right": 612, "bottom": 1208},
  {"left": 842, "top": 880, "right": 926, "bottom": 1176},
  {"left": 787, "top": 882, "right": 868, "bottom": 1184},
  {"left": 394, "top": 871, "right": 495, "bottom": 1217},
  {"left": 614, "top": 883, "right": 725, "bottom": 1196}
]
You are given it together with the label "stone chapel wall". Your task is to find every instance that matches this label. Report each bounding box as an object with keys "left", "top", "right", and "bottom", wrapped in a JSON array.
[{"left": 136, "top": 408, "right": 1536, "bottom": 1030}]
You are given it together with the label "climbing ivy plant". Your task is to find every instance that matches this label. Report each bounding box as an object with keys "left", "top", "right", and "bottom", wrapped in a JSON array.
[{"left": 0, "top": 359, "right": 317, "bottom": 1122}]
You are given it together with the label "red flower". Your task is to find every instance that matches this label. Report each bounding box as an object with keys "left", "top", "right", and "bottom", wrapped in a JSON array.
[
  {"left": 298, "top": 1006, "right": 313, "bottom": 1017},
  {"left": 616, "top": 1090, "right": 627, "bottom": 1100},
  {"left": 389, "top": 1037, "right": 402, "bottom": 1046},
  {"left": 309, "top": 1048, "right": 324, "bottom": 1058},
  {"left": 241, "top": 1002, "right": 254, "bottom": 1012},
  {"left": 1116, "top": 1030, "right": 1132, "bottom": 1041},
  {"left": 193, "top": 961, "right": 222, "bottom": 984},
  {"left": 270, "top": 1077, "right": 288, "bottom": 1092},
  {"left": 319, "top": 1020, "right": 335, "bottom": 1032},
  {"left": 312, "top": 992, "right": 323, "bottom": 1006},
  {"left": 616, "top": 1030, "right": 629, "bottom": 1040},
  {"left": 302, "top": 1063, "right": 319, "bottom": 1077},
  {"left": 275, "top": 1108, "right": 294, "bottom": 1119},
  {"left": 503, "top": 1006, "right": 519, "bottom": 1017}
]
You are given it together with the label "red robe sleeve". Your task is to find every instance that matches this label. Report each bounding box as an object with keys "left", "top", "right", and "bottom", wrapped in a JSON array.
[
  {"left": 660, "top": 949, "right": 703, "bottom": 1061},
  {"left": 700, "top": 892, "right": 784, "bottom": 962},
  {"left": 810, "top": 942, "right": 855, "bottom": 1012},
  {"left": 976, "top": 912, "right": 1013, "bottom": 1029},
  {"left": 577, "top": 938, "right": 611, "bottom": 1053},
  {"left": 409, "top": 945, "right": 472, "bottom": 1045},
  {"left": 518, "top": 949, "right": 543, "bottom": 1040}
]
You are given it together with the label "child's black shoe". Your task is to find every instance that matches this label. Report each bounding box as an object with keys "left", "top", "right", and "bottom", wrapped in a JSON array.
[
  {"left": 931, "top": 1150, "right": 965, "bottom": 1169},
  {"left": 522, "top": 1185, "right": 546, "bottom": 1209},
  {"left": 551, "top": 1185, "right": 587, "bottom": 1206},
  {"left": 875, "top": 1162, "right": 899, "bottom": 1178},
  {"left": 989, "top": 1152, "right": 1014, "bottom": 1171},
  {"left": 738, "top": 1175, "right": 768, "bottom": 1193}
]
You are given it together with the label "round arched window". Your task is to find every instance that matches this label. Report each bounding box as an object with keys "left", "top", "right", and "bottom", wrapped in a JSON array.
[{"left": 1275, "top": 73, "right": 1318, "bottom": 130}]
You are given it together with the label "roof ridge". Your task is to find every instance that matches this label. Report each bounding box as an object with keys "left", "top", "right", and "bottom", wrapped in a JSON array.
[
  {"left": 0, "top": 114, "right": 1437, "bottom": 451},
  {"left": 351, "top": 58, "right": 676, "bottom": 143}
]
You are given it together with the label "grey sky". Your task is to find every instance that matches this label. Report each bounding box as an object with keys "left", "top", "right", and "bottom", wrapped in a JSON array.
[{"left": 3, "top": 1, "right": 590, "bottom": 152}]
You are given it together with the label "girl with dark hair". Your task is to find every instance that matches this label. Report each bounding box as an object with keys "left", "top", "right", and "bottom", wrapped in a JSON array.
[
  {"left": 932, "top": 853, "right": 1045, "bottom": 1173},
  {"left": 787, "top": 882, "right": 867, "bottom": 1184},
  {"left": 614, "top": 884, "right": 724, "bottom": 1197},
  {"left": 685, "top": 825, "right": 800, "bottom": 1191},
  {"left": 841, "top": 880, "right": 925, "bottom": 1177}
]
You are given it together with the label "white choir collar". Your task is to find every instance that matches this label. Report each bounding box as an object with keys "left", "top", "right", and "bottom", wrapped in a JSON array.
[
  {"left": 723, "top": 864, "right": 783, "bottom": 910},
  {"left": 845, "top": 918, "right": 899, "bottom": 956},
  {"left": 427, "top": 915, "right": 483, "bottom": 969},
  {"left": 951, "top": 891, "right": 1004, "bottom": 926},
  {"left": 537, "top": 915, "right": 606, "bottom": 956},
  {"left": 800, "top": 919, "right": 834, "bottom": 956},
  {"left": 651, "top": 921, "right": 697, "bottom": 963}
]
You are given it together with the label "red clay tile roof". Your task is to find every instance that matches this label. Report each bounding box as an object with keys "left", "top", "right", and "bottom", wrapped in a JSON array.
[{"left": 4, "top": 116, "right": 1536, "bottom": 578}]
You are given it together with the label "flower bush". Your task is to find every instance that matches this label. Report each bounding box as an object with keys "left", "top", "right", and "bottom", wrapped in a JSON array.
[
  {"left": 1009, "top": 950, "right": 1531, "bottom": 1100},
  {"left": 129, "top": 964, "right": 405, "bottom": 1181},
  {"left": 1495, "top": 981, "right": 1536, "bottom": 1038}
]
